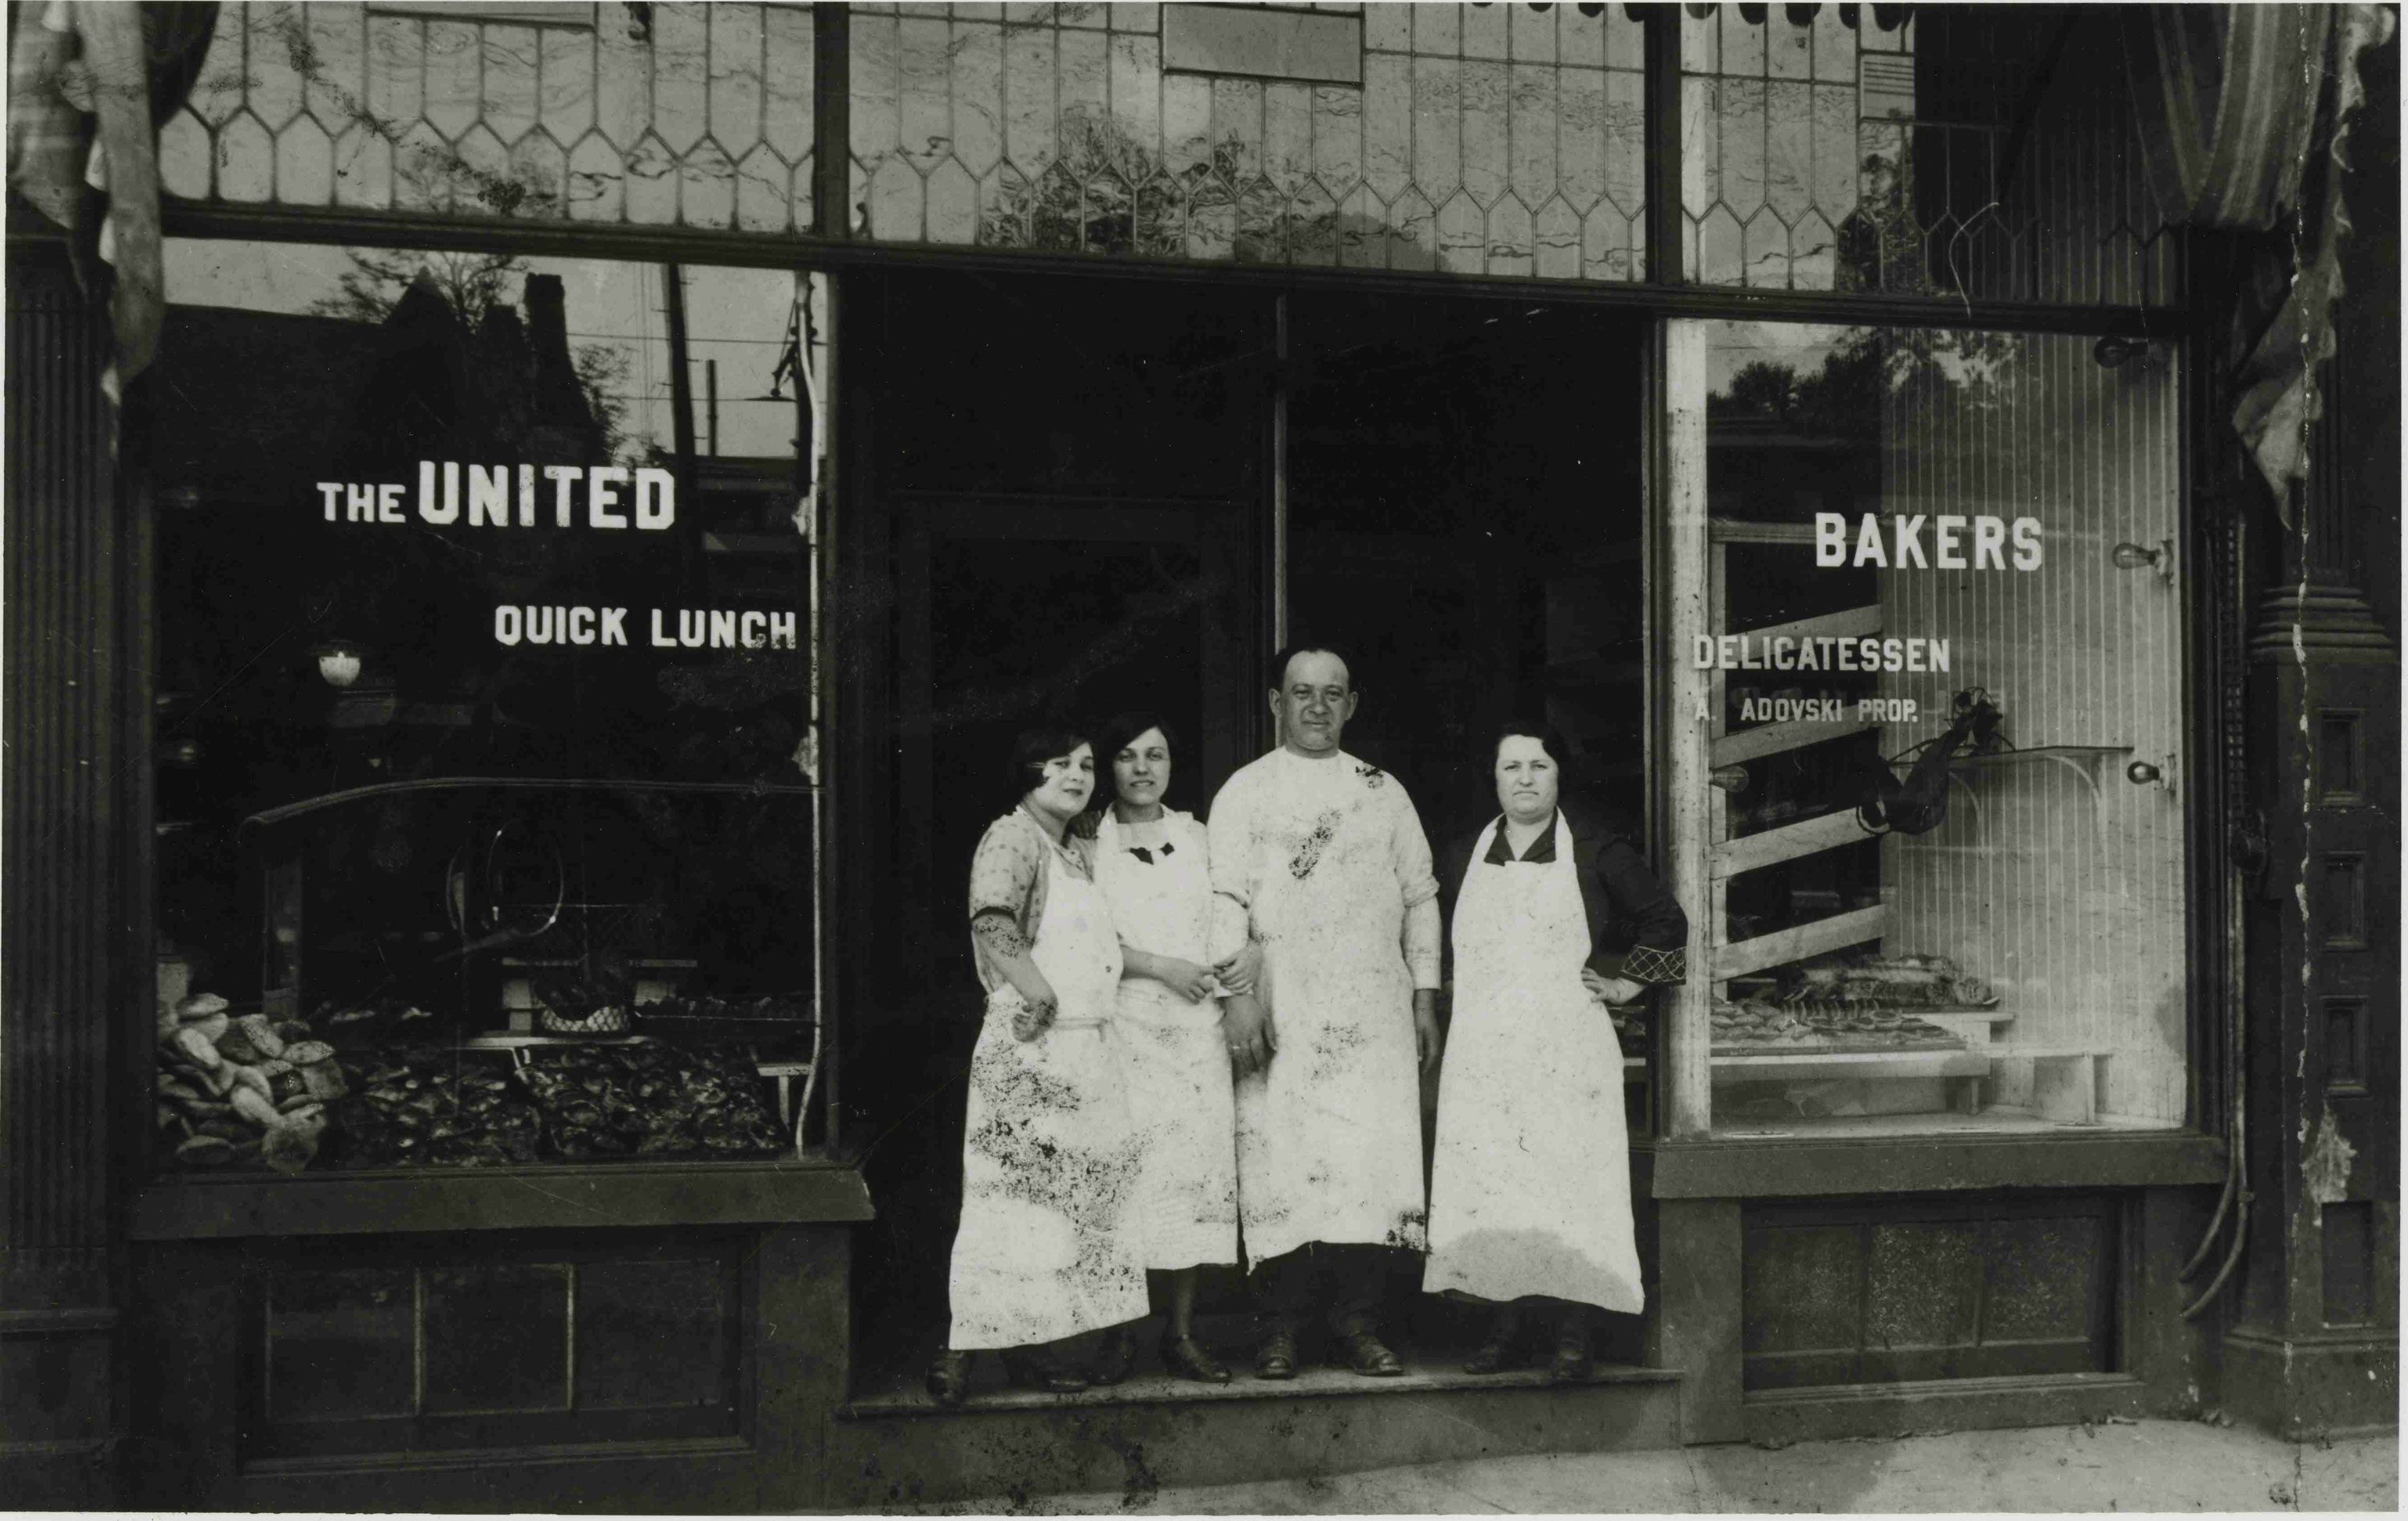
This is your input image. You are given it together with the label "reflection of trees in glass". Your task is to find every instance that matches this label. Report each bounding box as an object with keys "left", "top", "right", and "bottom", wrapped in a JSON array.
[
  {"left": 1837, "top": 136, "right": 1931, "bottom": 296},
  {"left": 309, "top": 248, "right": 634, "bottom": 463},
  {"left": 979, "top": 111, "right": 1396, "bottom": 262},
  {"left": 1710, "top": 327, "right": 2024, "bottom": 442}
]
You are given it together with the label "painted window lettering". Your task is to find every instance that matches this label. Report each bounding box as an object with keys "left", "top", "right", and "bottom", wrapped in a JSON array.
[
  {"left": 1690, "top": 634, "right": 1950, "bottom": 673},
  {"left": 316, "top": 462, "right": 677, "bottom": 531},
  {"left": 1813, "top": 512, "right": 2042, "bottom": 571}
]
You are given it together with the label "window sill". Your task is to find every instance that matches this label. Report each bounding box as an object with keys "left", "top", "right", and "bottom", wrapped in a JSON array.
[
  {"left": 127, "top": 1154, "right": 872, "bottom": 1239},
  {"left": 1649, "top": 1126, "right": 2224, "bottom": 1199}
]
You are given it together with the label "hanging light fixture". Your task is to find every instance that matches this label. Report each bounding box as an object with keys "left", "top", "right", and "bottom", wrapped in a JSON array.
[{"left": 313, "top": 640, "right": 365, "bottom": 689}]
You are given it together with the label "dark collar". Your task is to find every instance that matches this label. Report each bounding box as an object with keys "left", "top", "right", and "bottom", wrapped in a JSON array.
[{"left": 1483, "top": 811, "right": 1560, "bottom": 864}]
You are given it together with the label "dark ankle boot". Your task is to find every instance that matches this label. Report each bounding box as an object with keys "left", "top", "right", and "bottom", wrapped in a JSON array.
[
  {"left": 1550, "top": 1308, "right": 1593, "bottom": 1381},
  {"left": 1161, "top": 1329, "right": 1232, "bottom": 1384},
  {"left": 1463, "top": 1307, "right": 1523, "bottom": 1374},
  {"left": 1091, "top": 1325, "right": 1140, "bottom": 1386},
  {"left": 925, "top": 1348, "right": 972, "bottom": 1406},
  {"left": 1000, "top": 1345, "right": 1089, "bottom": 1393}
]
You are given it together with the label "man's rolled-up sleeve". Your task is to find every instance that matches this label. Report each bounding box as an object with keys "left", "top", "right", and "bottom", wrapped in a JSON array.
[{"left": 1205, "top": 775, "right": 1255, "bottom": 964}]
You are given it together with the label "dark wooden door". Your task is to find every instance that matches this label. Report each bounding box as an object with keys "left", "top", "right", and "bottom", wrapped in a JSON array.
[{"left": 893, "top": 495, "right": 1255, "bottom": 1003}]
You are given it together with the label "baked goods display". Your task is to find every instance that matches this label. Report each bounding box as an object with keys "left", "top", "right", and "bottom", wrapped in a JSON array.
[
  {"left": 1711, "top": 998, "right": 1964, "bottom": 1054},
  {"left": 338, "top": 1049, "right": 543, "bottom": 1167},
  {"left": 633, "top": 993, "right": 811, "bottom": 1043},
  {"left": 518, "top": 1043, "right": 785, "bottom": 1158},
  {"left": 1788, "top": 954, "right": 1998, "bottom": 1011},
  {"left": 1710, "top": 954, "right": 1998, "bottom": 1055},
  {"left": 155, "top": 994, "right": 345, "bottom": 1173},
  {"left": 159, "top": 989, "right": 791, "bottom": 1173}
]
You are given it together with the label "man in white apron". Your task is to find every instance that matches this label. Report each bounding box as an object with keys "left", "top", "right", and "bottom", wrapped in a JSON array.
[{"left": 1206, "top": 645, "right": 1442, "bottom": 1379}]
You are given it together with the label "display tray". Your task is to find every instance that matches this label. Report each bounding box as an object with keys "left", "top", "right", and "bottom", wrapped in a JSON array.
[
  {"left": 157, "top": 994, "right": 802, "bottom": 1176},
  {"left": 1710, "top": 1049, "right": 1993, "bottom": 1082},
  {"left": 1709, "top": 1035, "right": 1965, "bottom": 1055},
  {"left": 633, "top": 993, "right": 814, "bottom": 1044}
]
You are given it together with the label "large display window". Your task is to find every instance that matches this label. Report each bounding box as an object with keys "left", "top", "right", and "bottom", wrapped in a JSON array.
[
  {"left": 146, "top": 238, "right": 826, "bottom": 1175},
  {"left": 1666, "top": 319, "right": 2189, "bottom": 1137}
]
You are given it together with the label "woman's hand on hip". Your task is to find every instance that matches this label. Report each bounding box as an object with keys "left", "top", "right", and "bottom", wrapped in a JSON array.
[
  {"left": 1220, "top": 995, "right": 1275, "bottom": 1077},
  {"left": 1582, "top": 969, "right": 1645, "bottom": 1007}
]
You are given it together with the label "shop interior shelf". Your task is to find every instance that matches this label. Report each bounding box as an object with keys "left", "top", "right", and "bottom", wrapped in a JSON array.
[
  {"left": 1706, "top": 1048, "right": 1993, "bottom": 1083},
  {"left": 1623, "top": 1049, "right": 1991, "bottom": 1080}
]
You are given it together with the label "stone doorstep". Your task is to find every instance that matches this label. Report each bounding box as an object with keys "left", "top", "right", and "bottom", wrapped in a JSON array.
[
  {"left": 844, "top": 1352, "right": 1678, "bottom": 1418},
  {"left": 827, "top": 1352, "right": 1687, "bottom": 1509}
]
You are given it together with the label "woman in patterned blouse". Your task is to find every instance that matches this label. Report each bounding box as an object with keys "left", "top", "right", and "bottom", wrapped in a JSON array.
[{"left": 926, "top": 726, "right": 1149, "bottom": 1406}]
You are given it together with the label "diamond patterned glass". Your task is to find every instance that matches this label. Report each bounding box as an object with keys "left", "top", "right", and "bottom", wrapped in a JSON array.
[
  {"left": 162, "top": 2, "right": 817, "bottom": 232},
  {"left": 1679, "top": 4, "right": 2178, "bottom": 304},
  {"left": 848, "top": 2, "right": 1648, "bottom": 280}
]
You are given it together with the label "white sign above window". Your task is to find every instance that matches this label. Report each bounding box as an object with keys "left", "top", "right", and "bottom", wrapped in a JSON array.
[{"left": 1162, "top": 4, "right": 1364, "bottom": 84}]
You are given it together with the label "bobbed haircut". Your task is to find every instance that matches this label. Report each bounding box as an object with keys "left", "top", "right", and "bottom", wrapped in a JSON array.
[
  {"left": 1096, "top": 710, "right": 1182, "bottom": 766},
  {"left": 1007, "top": 724, "right": 1092, "bottom": 803},
  {"left": 1268, "top": 641, "right": 1358, "bottom": 693},
  {"left": 1492, "top": 717, "right": 1574, "bottom": 770}
]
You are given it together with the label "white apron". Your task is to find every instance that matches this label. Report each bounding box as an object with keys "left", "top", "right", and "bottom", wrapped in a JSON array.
[
  {"left": 1096, "top": 811, "right": 1239, "bottom": 1270},
  {"left": 1236, "top": 771, "right": 1428, "bottom": 1266},
  {"left": 1425, "top": 814, "right": 1643, "bottom": 1313},
  {"left": 946, "top": 845, "right": 1149, "bottom": 1349}
]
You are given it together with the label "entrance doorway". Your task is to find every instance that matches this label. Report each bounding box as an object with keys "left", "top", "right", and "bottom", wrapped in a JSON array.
[
  {"left": 846, "top": 271, "right": 1271, "bottom": 1351},
  {"left": 893, "top": 495, "right": 1255, "bottom": 1015},
  {"left": 844, "top": 270, "right": 1658, "bottom": 1384}
]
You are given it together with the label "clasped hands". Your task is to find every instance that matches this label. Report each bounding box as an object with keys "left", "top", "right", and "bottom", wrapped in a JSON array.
[
  {"left": 1008, "top": 941, "right": 1262, "bottom": 1043},
  {"left": 1141, "top": 939, "right": 1260, "bottom": 1005}
]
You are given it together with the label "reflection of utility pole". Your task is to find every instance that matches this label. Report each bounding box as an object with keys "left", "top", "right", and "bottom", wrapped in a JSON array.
[
  {"left": 661, "top": 263, "right": 703, "bottom": 578},
  {"left": 662, "top": 262, "right": 698, "bottom": 489}
]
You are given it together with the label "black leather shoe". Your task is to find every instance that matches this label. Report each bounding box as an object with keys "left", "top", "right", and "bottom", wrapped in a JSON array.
[
  {"left": 1464, "top": 1307, "right": 1521, "bottom": 1374},
  {"left": 1255, "top": 1328, "right": 1299, "bottom": 1381},
  {"left": 1339, "top": 1329, "right": 1405, "bottom": 1377},
  {"left": 925, "top": 1348, "right": 971, "bottom": 1406},
  {"left": 1549, "top": 1336, "right": 1593, "bottom": 1382},
  {"left": 1091, "top": 1326, "right": 1140, "bottom": 1387},
  {"left": 1161, "top": 1331, "right": 1232, "bottom": 1384},
  {"left": 1000, "top": 1347, "right": 1090, "bottom": 1393}
]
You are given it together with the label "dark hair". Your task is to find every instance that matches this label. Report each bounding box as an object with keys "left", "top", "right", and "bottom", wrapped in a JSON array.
[
  {"left": 1268, "top": 641, "right": 1357, "bottom": 693},
  {"left": 1492, "top": 718, "right": 1573, "bottom": 770},
  {"left": 1097, "top": 710, "right": 1181, "bottom": 765},
  {"left": 1007, "top": 724, "right": 1092, "bottom": 803},
  {"left": 1096, "top": 710, "right": 1181, "bottom": 807}
]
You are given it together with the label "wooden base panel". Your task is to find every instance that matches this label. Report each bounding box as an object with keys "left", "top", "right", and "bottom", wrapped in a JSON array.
[
  {"left": 1744, "top": 1373, "right": 2155, "bottom": 1446},
  {"left": 828, "top": 1370, "right": 1683, "bottom": 1508}
]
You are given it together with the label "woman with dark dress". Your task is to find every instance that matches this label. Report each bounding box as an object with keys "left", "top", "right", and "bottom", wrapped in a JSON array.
[{"left": 1424, "top": 720, "right": 1689, "bottom": 1380}]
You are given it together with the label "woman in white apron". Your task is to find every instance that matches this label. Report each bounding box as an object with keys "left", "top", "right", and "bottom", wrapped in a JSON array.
[
  {"left": 926, "top": 728, "right": 1149, "bottom": 1407},
  {"left": 1088, "top": 712, "right": 1259, "bottom": 1385},
  {"left": 1426, "top": 721, "right": 1689, "bottom": 1381}
]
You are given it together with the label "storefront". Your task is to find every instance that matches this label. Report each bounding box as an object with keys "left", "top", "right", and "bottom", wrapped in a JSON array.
[{"left": 3, "top": 2, "right": 2395, "bottom": 1509}]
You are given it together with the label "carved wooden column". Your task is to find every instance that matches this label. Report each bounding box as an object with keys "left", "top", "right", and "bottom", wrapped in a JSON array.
[
  {"left": 2227, "top": 352, "right": 2401, "bottom": 1436},
  {"left": 1, "top": 246, "right": 133, "bottom": 1503}
]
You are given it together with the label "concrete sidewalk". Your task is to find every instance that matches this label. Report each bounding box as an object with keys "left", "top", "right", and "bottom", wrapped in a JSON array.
[{"left": 902, "top": 1418, "right": 2397, "bottom": 1514}]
